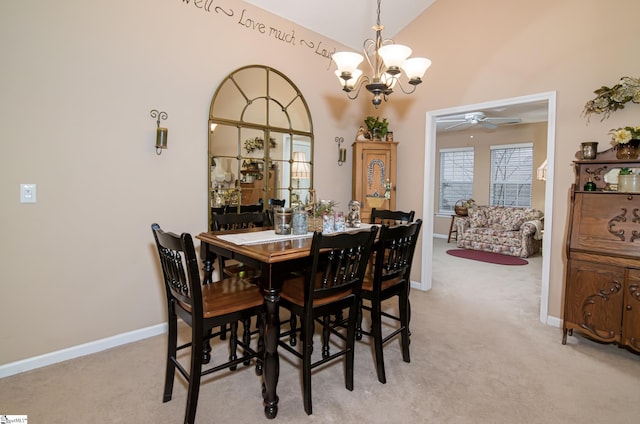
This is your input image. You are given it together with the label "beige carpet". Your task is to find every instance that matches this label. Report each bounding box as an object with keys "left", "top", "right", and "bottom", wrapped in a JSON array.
[{"left": 2, "top": 238, "right": 640, "bottom": 423}]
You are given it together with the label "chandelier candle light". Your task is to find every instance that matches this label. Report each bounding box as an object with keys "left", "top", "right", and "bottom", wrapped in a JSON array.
[{"left": 332, "top": 0, "right": 431, "bottom": 108}]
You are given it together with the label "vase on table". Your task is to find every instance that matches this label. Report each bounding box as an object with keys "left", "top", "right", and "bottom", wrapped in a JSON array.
[{"left": 616, "top": 139, "right": 639, "bottom": 160}]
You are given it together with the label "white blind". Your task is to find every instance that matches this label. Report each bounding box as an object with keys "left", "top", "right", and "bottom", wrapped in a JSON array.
[
  {"left": 490, "top": 143, "right": 533, "bottom": 207},
  {"left": 439, "top": 148, "right": 474, "bottom": 214}
]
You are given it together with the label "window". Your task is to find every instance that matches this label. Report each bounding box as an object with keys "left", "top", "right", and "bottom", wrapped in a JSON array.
[
  {"left": 439, "top": 148, "right": 474, "bottom": 214},
  {"left": 490, "top": 143, "right": 533, "bottom": 207}
]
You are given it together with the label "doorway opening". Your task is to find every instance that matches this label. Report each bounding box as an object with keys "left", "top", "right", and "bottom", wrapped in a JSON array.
[{"left": 419, "top": 92, "right": 557, "bottom": 325}]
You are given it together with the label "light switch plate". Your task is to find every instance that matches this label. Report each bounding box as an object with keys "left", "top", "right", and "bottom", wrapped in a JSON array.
[{"left": 20, "top": 184, "right": 37, "bottom": 203}]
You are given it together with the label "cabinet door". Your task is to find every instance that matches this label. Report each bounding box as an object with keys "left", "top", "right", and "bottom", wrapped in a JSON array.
[
  {"left": 352, "top": 141, "right": 397, "bottom": 222},
  {"left": 564, "top": 260, "right": 624, "bottom": 343},
  {"left": 622, "top": 269, "right": 640, "bottom": 352}
]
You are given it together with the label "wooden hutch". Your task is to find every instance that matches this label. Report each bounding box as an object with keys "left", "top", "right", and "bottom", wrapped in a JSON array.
[{"left": 563, "top": 146, "right": 640, "bottom": 353}]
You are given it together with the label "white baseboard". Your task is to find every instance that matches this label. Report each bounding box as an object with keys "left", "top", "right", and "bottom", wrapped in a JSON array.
[
  {"left": 0, "top": 323, "right": 167, "bottom": 379},
  {"left": 546, "top": 315, "right": 562, "bottom": 328}
]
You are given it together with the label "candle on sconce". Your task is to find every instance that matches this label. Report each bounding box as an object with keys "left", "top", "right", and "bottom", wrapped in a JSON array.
[
  {"left": 339, "top": 148, "right": 346, "bottom": 163},
  {"left": 156, "top": 127, "right": 168, "bottom": 150}
]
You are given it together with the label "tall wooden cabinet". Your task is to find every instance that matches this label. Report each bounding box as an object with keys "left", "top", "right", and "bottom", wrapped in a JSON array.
[
  {"left": 563, "top": 147, "right": 640, "bottom": 353},
  {"left": 352, "top": 141, "right": 397, "bottom": 223}
]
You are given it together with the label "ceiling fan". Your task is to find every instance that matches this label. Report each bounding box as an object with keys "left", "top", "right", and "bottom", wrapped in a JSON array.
[{"left": 437, "top": 111, "right": 522, "bottom": 130}]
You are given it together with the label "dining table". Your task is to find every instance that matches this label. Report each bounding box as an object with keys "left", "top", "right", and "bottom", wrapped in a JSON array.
[{"left": 196, "top": 224, "right": 376, "bottom": 419}]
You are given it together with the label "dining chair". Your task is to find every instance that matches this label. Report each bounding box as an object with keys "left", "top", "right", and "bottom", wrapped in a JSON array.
[
  {"left": 357, "top": 219, "right": 423, "bottom": 384},
  {"left": 212, "top": 211, "right": 267, "bottom": 347},
  {"left": 239, "top": 203, "right": 264, "bottom": 213},
  {"left": 151, "top": 223, "right": 264, "bottom": 424},
  {"left": 369, "top": 208, "right": 415, "bottom": 225},
  {"left": 277, "top": 227, "right": 378, "bottom": 415},
  {"left": 211, "top": 211, "right": 266, "bottom": 281}
]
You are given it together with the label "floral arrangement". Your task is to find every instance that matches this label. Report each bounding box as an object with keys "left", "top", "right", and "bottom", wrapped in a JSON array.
[
  {"left": 308, "top": 199, "right": 338, "bottom": 217},
  {"left": 582, "top": 76, "right": 640, "bottom": 122},
  {"left": 609, "top": 125, "right": 640, "bottom": 146},
  {"left": 244, "top": 136, "right": 277, "bottom": 154}
]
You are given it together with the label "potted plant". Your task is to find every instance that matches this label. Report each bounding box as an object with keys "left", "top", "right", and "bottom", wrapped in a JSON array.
[{"left": 364, "top": 116, "right": 389, "bottom": 141}]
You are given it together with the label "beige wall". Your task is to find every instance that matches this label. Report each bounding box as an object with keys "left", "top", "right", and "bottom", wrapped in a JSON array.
[
  {"left": 379, "top": 0, "right": 640, "bottom": 322},
  {"left": 2, "top": 0, "right": 640, "bottom": 366},
  {"left": 433, "top": 122, "right": 547, "bottom": 236},
  {"left": 0, "top": 0, "right": 366, "bottom": 365}
]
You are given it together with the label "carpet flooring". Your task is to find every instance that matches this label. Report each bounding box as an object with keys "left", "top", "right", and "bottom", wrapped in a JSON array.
[
  {"left": 446, "top": 248, "right": 528, "bottom": 265},
  {"left": 2, "top": 238, "right": 639, "bottom": 423}
]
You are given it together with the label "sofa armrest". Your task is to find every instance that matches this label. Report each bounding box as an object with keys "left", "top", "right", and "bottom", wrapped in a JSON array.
[
  {"left": 455, "top": 215, "right": 471, "bottom": 235},
  {"left": 521, "top": 219, "right": 543, "bottom": 239}
]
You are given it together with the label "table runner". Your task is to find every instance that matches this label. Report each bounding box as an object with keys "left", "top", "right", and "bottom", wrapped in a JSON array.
[{"left": 217, "top": 223, "right": 376, "bottom": 245}]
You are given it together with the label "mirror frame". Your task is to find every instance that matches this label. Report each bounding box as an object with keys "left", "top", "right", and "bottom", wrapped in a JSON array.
[{"left": 208, "top": 65, "right": 314, "bottom": 230}]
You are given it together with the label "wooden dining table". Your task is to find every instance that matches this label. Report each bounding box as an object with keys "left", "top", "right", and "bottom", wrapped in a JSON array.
[
  {"left": 196, "top": 225, "right": 376, "bottom": 418},
  {"left": 196, "top": 227, "right": 315, "bottom": 419}
]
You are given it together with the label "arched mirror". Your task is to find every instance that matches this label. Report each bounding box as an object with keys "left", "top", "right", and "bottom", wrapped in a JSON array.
[{"left": 208, "top": 65, "right": 314, "bottom": 230}]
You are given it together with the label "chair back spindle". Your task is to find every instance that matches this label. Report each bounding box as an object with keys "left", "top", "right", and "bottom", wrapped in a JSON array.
[{"left": 370, "top": 208, "right": 415, "bottom": 225}]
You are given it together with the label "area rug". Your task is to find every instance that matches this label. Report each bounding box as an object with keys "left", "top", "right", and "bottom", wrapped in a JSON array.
[{"left": 446, "top": 249, "right": 528, "bottom": 265}]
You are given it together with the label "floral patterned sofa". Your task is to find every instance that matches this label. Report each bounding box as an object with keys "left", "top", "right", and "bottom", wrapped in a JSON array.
[{"left": 454, "top": 206, "right": 544, "bottom": 258}]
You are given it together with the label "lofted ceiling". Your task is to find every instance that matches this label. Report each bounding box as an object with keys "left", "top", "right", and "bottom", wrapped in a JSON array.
[
  {"left": 244, "top": 0, "right": 548, "bottom": 130},
  {"left": 243, "top": 0, "right": 437, "bottom": 51}
]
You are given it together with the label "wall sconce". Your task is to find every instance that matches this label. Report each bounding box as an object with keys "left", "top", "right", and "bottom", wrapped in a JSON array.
[
  {"left": 150, "top": 109, "right": 168, "bottom": 155},
  {"left": 335, "top": 136, "right": 346, "bottom": 166}
]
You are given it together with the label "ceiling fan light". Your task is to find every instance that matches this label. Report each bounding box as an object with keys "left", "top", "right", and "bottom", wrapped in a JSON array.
[
  {"left": 332, "top": 51, "right": 364, "bottom": 76},
  {"left": 378, "top": 44, "right": 412, "bottom": 69},
  {"left": 402, "top": 57, "right": 432, "bottom": 80}
]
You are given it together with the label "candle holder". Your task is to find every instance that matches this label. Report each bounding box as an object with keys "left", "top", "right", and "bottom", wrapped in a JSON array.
[
  {"left": 150, "top": 109, "right": 168, "bottom": 155},
  {"left": 335, "top": 136, "right": 346, "bottom": 166},
  {"left": 581, "top": 142, "right": 598, "bottom": 160}
]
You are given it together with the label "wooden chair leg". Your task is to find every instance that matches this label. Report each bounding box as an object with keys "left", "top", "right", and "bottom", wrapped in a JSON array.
[
  {"left": 400, "top": 288, "right": 411, "bottom": 363},
  {"left": 229, "top": 321, "right": 238, "bottom": 371},
  {"left": 321, "top": 315, "right": 330, "bottom": 358},
  {"left": 345, "top": 304, "right": 357, "bottom": 391},
  {"left": 219, "top": 324, "right": 227, "bottom": 341},
  {"left": 202, "top": 330, "right": 212, "bottom": 364},
  {"left": 242, "top": 318, "right": 252, "bottom": 366},
  {"left": 371, "top": 301, "right": 386, "bottom": 384},
  {"left": 163, "top": 315, "right": 178, "bottom": 402},
  {"left": 289, "top": 314, "right": 297, "bottom": 346},
  {"left": 186, "top": 329, "right": 204, "bottom": 424},
  {"left": 355, "top": 298, "right": 364, "bottom": 340},
  {"left": 302, "top": 319, "right": 314, "bottom": 415}
]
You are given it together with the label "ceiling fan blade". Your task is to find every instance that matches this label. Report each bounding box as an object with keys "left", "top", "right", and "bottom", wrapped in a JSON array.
[
  {"left": 486, "top": 117, "right": 523, "bottom": 124},
  {"left": 480, "top": 120, "right": 498, "bottom": 129},
  {"left": 444, "top": 121, "right": 469, "bottom": 130},
  {"left": 437, "top": 118, "right": 467, "bottom": 123}
]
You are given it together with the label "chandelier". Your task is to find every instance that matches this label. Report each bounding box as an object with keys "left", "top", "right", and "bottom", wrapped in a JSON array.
[{"left": 332, "top": 0, "right": 431, "bottom": 108}]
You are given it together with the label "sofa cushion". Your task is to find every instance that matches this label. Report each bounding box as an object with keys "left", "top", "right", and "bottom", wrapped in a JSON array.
[
  {"left": 502, "top": 209, "right": 529, "bottom": 231},
  {"left": 469, "top": 208, "right": 487, "bottom": 228}
]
